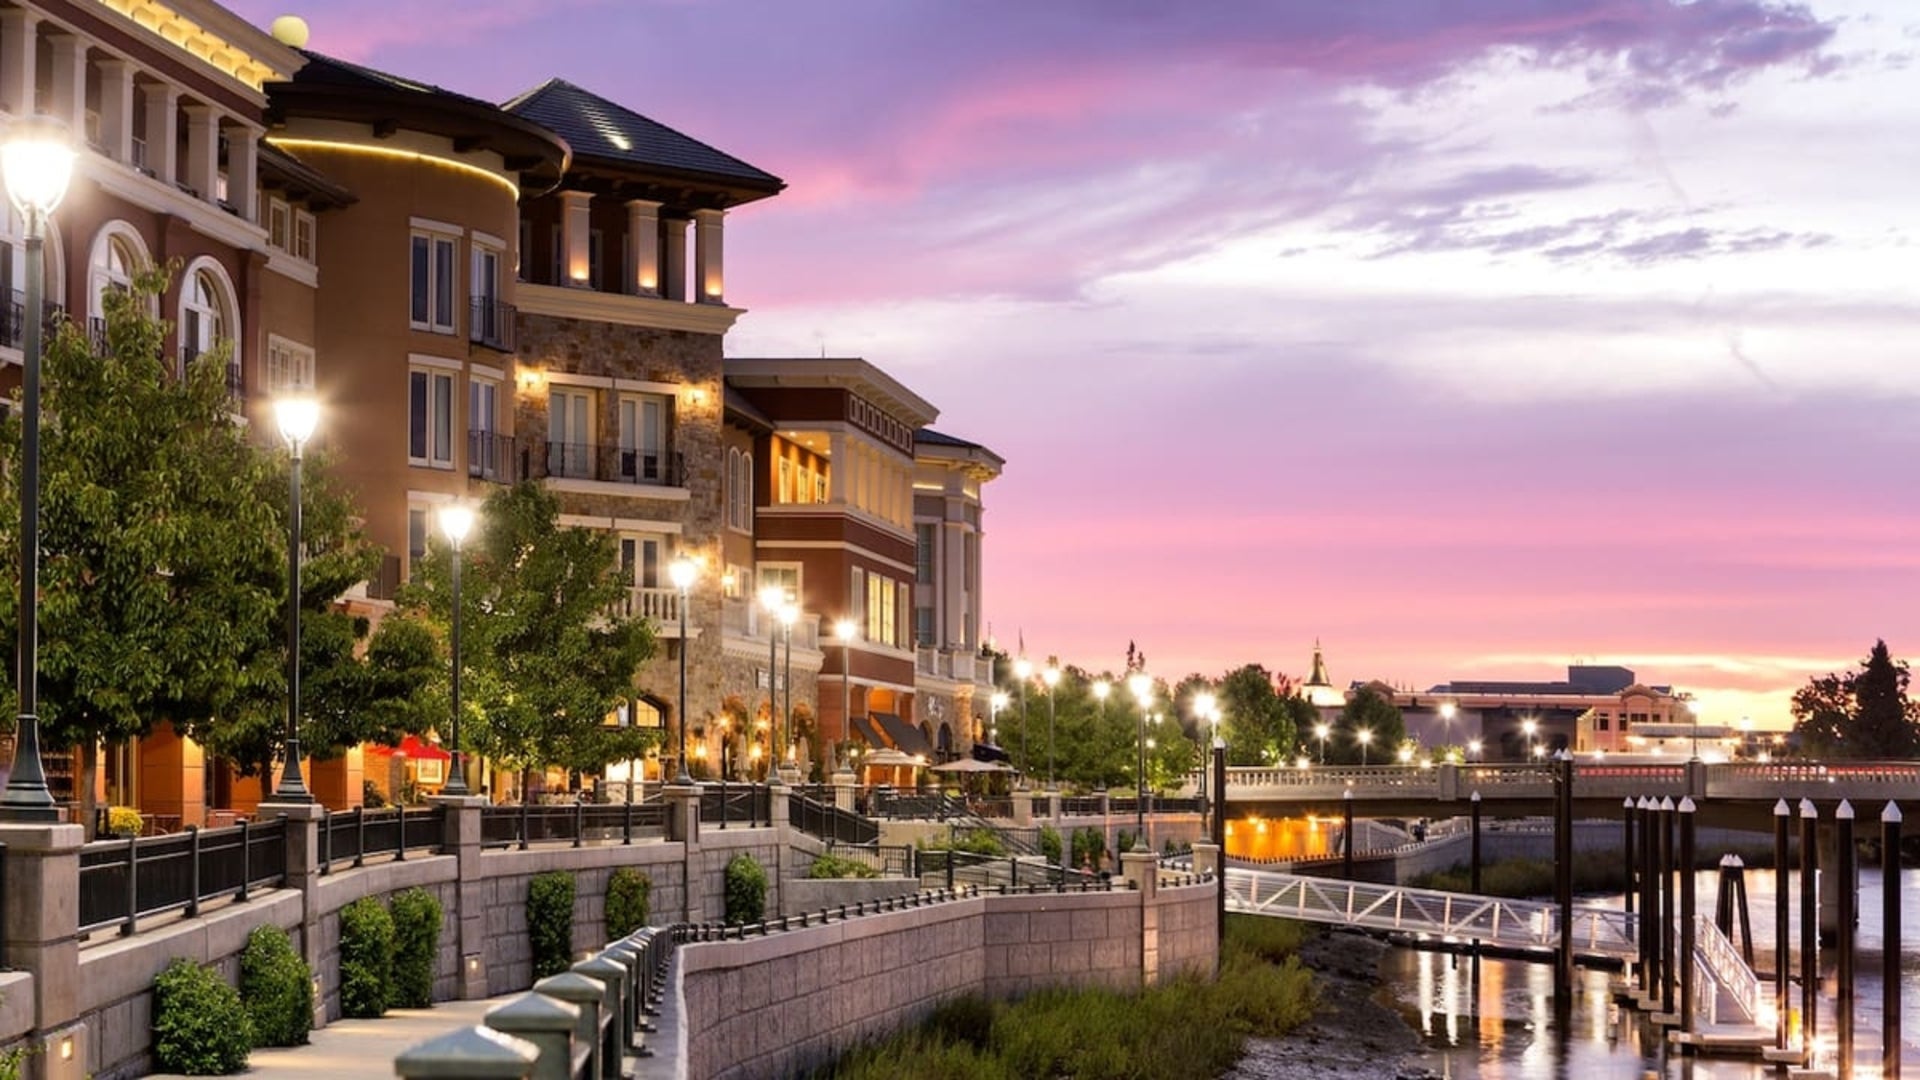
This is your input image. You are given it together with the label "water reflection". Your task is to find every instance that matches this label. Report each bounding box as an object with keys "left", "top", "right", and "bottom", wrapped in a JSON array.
[{"left": 1377, "top": 865, "right": 1920, "bottom": 1078}]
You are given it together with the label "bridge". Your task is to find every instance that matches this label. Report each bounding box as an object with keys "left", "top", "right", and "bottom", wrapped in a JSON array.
[
  {"left": 1223, "top": 866, "right": 1766, "bottom": 1038},
  {"left": 1219, "top": 760, "right": 1920, "bottom": 829}
]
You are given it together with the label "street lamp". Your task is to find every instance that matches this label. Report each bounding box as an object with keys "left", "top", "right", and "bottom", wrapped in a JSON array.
[
  {"left": 1686, "top": 698, "right": 1702, "bottom": 762},
  {"left": 1314, "top": 722, "right": 1331, "bottom": 765},
  {"left": 1397, "top": 744, "right": 1414, "bottom": 766},
  {"left": 439, "top": 503, "right": 475, "bottom": 796},
  {"left": 990, "top": 690, "right": 1008, "bottom": 747},
  {"left": 267, "top": 395, "right": 320, "bottom": 801},
  {"left": 1356, "top": 727, "right": 1374, "bottom": 767},
  {"left": 1194, "top": 691, "right": 1217, "bottom": 807},
  {"left": 1468, "top": 738, "right": 1483, "bottom": 762},
  {"left": 1439, "top": 701, "right": 1457, "bottom": 749},
  {"left": 758, "top": 584, "right": 783, "bottom": 783},
  {"left": 1041, "top": 664, "right": 1060, "bottom": 789},
  {"left": 834, "top": 617, "right": 858, "bottom": 772},
  {"left": 1522, "top": 718, "right": 1538, "bottom": 761},
  {"left": 1127, "top": 672, "right": 1152, "bottom": 839},
  {"left": 669, "top": 556, "right": 698, "bottom": 785},
  {"left": 0, "top": 118, "right": 75, "bottom": 821},
  {"left": 1013, "top": 657, "right": 1033, "bottom": 784}
]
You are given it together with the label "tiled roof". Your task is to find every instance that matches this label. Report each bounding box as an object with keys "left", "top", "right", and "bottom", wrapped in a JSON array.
[
  {"left": 292, "top": 50, "right": 499, "bottom": 111},
  {"left": 915, "top": 428, "right": 981, "bottom": 449},
  {"left": 502, "top": 78, "right": 782, "bottom": 192}
]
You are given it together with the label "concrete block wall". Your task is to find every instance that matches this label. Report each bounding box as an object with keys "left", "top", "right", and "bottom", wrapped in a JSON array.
[
  {"left": 474, "top": 843, "right": 689, "bottom": 996},
  {"left": 311, "top": 856, "right": 459, "bottom": 1019},
  {"left": 1145, "top": 882, "right": 1219, "bottom": 982}
]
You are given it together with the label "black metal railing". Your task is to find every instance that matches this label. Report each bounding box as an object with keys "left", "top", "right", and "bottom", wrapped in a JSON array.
[
  {"left": 468, "top": 296, "right": 516, "bottom": 352},
  {"left": 467, "top": 431, "right": 526, "bottom": 483},
  {"left": 77, "top": 816, "right": 288, "bottom": 937},
  {"left": 1059, "top": 796, "right": 1107, "bottom": 816},
  {"left": 479, "top": 801, "right": 669, "bottom": 850},
  {"left": 699, "top": 784, "right": 770, "bottom": 829},
  {"left": 970, "top": 797, "right": 1013, "bottom": 819},
  {"left": 544, "top": 442, "right": 684, "bottom": 487},
  {"left": 318, "top": 806, "right": 447, "bottom": 873},
  {"left": 788, "top": 789, "right": 879, "bottom": 844},
  {"left": 86, "top": 316, "right": 107, "bottom": 353},
  {"left": 868, "top": 790, "right": 968, "bottom": 821},
  {"left": 807, "top": 840, "right": 913, "bottom": 877}
]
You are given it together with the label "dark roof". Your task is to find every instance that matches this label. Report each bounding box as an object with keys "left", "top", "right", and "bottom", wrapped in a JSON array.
[
  {"left": 502, "top": 78, "right": 783, "bottom": 200},
  {"left": 723, "top": 386, "right": 773, "bottom": 432},
  {"left": 849, "top": 715, "right": 886, "bottom": 747},
  {"left": 269, "top": 51, "right": 569, "bottom": 192},
  {"left": 257, "top": 142, "right": 356, "bottom": 209},
  {"left": 915, "top": 428, "right": 980, "bottom": 449},
  {"left": 872, "top": 713, "right": 932, "bottom": 757}
]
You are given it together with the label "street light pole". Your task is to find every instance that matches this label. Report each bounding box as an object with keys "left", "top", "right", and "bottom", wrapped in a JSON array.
[
  {"left": 1128, "top": 672, "right": 1151, "bottom": 842},
  {"left": 268, "top": 397, "right": 320, "bottom": 801},
  {"left": 439, "top": 504, "right": 475, "bottom": 796},
  {"left": 1042, "top": 665, "right": 1060, "bottom": 789},
  {"left": 1357, "top": 727, "right": 1373, "bottom": 768},
  {"left": 670, "top": 556, "right": 698, "bottom": 785},
  {"left": 759, "top": 585, "right": 782, "bottom": 784},
  {"left": 0, "top": 119, "right": 74, "bottom": 822},
  {"left": 780, "top": 601, "right": 797, "bottom": 774},
  {"left": 835, "top": 618, "right": 858, "bottom": 772},
  {"left": 1013, "top": 657, "right": 1032, "bottom": 786}
]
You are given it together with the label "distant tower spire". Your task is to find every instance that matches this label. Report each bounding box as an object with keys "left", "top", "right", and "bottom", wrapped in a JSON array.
[
  {"left": 1308, "top": 638, "right": 1331, "bottom": 688},
  {"left": 1303, "top": 639, "right": 1342, "bottom": 708}
]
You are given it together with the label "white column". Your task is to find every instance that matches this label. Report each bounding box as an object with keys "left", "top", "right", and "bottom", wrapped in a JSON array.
[
  {"left": 183, "top": 104, "right": 220, "bottom": 204},
  {"left": 560, "top": 190, "right": 592, "bottom": 286},
  {"left": 0, "top": 8, "right": 38, "bottom": 118},
  {"left": 226, "top": 121, "right": 259, "bottom": 222},
  {"left": 660, "top": 216, "right": 686, "bottom": 301},
  {"left": 97, "top": 59, "right": 135, "bottom": 164},
  {"left": 826, "top": 431, "right": 848, "bottom": 504},
  {"left": 145, "top": 84, "right": 181, "bottom": 183},
  {"left": 691, "top": 208, "right": 725, "bottom": 304},
  {"left": 47, "top": 33, "right": 86, "bottom": 132},
  {"left": 624, "top": 199, "right": 661, "bottom": 296},
  {"left": 943, "top": 518, "right": 967, "bottom": 650}
]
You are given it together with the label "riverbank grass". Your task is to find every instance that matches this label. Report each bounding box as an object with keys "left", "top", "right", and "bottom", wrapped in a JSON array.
[{"left": 811, "top": 915, "right": 1317, "bottom": 1079}]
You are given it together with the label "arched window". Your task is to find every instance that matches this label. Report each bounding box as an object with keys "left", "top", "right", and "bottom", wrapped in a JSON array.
[
  {"left": 87, "top": 224, "right": 152, "bottom": 343},
  {"left": 177, "top": 258, "right": 239, "bottom": 378}
]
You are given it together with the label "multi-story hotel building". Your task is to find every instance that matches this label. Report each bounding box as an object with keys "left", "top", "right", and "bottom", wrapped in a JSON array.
[{"left": 0, "top": 1, "right": 1001, "bottom": 825}]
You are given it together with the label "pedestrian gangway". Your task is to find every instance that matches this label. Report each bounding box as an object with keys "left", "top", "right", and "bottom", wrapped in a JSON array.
[{"left": 1223, "top": 867, "right": 1762, "bottom": 1030}]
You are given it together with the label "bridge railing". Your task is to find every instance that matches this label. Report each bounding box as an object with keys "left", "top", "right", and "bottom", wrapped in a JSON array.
[{"left": 1690, "top": 913, "right": 1758, "bottom": 1024}]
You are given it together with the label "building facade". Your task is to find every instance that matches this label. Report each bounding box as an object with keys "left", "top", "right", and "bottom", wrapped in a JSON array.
[{"left": 0, "top": 1, "right": 1001, "bottom": 825}]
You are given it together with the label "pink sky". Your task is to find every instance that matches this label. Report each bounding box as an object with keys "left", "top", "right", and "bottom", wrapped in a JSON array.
[{"left": 235, "top": 0, "right": 1920, "bottom": 727}]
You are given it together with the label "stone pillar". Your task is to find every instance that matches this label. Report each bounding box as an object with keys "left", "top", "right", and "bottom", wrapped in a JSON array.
[
  {"left": 143, "top": 85, "right": 181, "bottom": 183},
  {"left": 941, "top": 517, "right": 966, "bottom": 646},
  {"left": 1119, "top": 851, "right": 1157, "bottom": 902},
  {"left": 1012, "top": 790, "right": 1033, "bottom": 827},
  {"left": 394, "top": 1024, "right": 536, "bottom": 1080},
  {"left": 226, "top": 122, "right": 259, "bottom": 221},
  {"left": 182, "top": 104, "right": 220, "bottom": 205},
  {"left": 45, "top": 33, "right": 85, "bottom": 133},
  {"left": 662, "top": 786, "right": 702, "bottom": 922},
  {"left": 484, "top": 994, "right": 578, "bottom": 1080},
  {"left": 96, "top": 60, "right": 135, "bottom": 165},
  {"left": 559, "top": 191, "right": 593, "bottom": 287},
  {"left": 1045, "top": 790, "right": 1061, "bottom": 821},
  {"left": 0, "top": 823, "right": 88, "bottom": 1080},
  {"left": 623, "top": 199, "right": 660, "bottom": 295},
  {"left": 1437, "top": 762, "right": 1458, "bottom": 801},
  {"left": 831, "top": 769, "right": 857, "bottom": 813},
  {"left": 432, "top": 795, "right": 489, "bottom": 999},
  {"left": 691, "top": 209, "right": 724, "bottom": 304},
  {"left": 258, "top": 799, "right": 323, "bottom": 998},
  {"left": 1190, "top": 841, "right": 1220, "bottom": 881},
  {"left": 0, "top": 8, "right": 39, "bottom": 118},
  {"left": 660, "top": 217, "right": 686, "bottom": 301},
  {"left": 769, "top": 782, "right": 790, "bottom": 918}
]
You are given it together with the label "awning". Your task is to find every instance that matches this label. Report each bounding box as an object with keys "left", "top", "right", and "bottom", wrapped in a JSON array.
[
  {"left": 872, "top": 712, "right": 932, "bottom": 757},
  {"left": 849, "top": 715, "right": 886, "bottom": 747},
  {"left": 931, "top": 758, "right": 1011, "bottom": 773}
]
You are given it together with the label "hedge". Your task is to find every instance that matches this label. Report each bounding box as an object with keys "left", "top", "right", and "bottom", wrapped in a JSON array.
[
  {"left": 239, "top": 924, "right": 311, "bottom": 1047},
  {"left": 605, "top": 868, "right": 652, "bottom": 939},
  {"left": 153, "top": 958, "right": 252, "bottom": 1074},
  {"left": 339, "top": 896, "right": 395, "bottom": 1018},
  {"left": 390, "top": 888, "right": 444, "bottom": 1009},
  {"left": 529, "top": 871, "right": 576, "bottom": 979}
]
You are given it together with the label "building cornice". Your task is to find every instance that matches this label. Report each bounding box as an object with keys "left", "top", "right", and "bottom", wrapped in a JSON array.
[{"left": 519, "top": 283, "right": 742, "bottom": 336}]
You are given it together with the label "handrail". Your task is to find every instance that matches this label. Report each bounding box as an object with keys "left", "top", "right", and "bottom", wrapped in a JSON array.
[{"left": 1691, "top": 913, "right": 1759, "bottom": 1023}]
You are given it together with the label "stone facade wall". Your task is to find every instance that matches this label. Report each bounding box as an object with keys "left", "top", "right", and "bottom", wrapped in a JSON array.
[
  {"left": 473, "top": 842, "right": 690, "bottom": 996},
  {"left": 312, "top": 856, "right": 460, "bottom": 1019},
  {"left": 679, "top": 884, "right": 1217, "bottom": 1080}
]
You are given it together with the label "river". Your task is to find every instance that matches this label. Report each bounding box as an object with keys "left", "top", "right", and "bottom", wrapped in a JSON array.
[{"left": 1246, "top": 865, "right": 1920, "bottom": 1078}]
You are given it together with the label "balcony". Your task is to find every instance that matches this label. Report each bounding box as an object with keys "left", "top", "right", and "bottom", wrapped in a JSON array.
[
  {"left": 468, "top": 296, "right": 516, "bottom": 353},
  {"left": 467, "top": 431, "right": 528, "bottom": 484},
  {"left": 720, "top": 602, "right": 821, "bottom": 651},
  {"left": 914, "top": 647, "right": 995, "bottom": 684},
  {"left": 545, "top": 442, "right": 684, "bottom": 488},
  {"left": 178, "top": 346, "right": 245, "bottom": 402},
  {"left": 610, "top": 586, "right": 687, "bottom": 633}
]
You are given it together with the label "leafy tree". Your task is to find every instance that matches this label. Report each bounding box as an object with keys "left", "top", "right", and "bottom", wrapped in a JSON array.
[
  {"left": 1330, "top": 685, "right": 1405, "bottom": 765},
  {"left": 0, "top": 267, "right": 410, "bottom": 828},
  {"left": 1216, "top": 664, "right": 1304, "bottom": 765},
  {"left": 397, "top": 482, "right": 656, "bottom": 785},
  {"left": 1791, "top": 640, "right": 1920, "bottom": 759}
]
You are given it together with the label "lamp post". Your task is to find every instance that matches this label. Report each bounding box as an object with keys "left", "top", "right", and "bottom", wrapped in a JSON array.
[
  {"left": 835, "top": 618, "right": 858, "bottom": 772},
  {"left": 989, "top": 690, "right": 1008, "bottom": 747},
  {"left": 1314, "top": 722, "right": 1330, "bottom": 765},
  {"left": 266, "top": 395, "right": 320, "bottom": 802},
  {"left": 1012, "top": 657, "right": 1033, "bottom": 785},
  {"left": 1128, "top": 673, "right": 1152, "bottom": 838},
  {"left": 1468, "top": 738, "right": 1483, "bottom": 762},
  {"left": 1041, "top": 664, "right": 1060, "bottom": 790},
  {"left": 1194, "top": 691, "right": 1216, "bottom": 810},
  {"left": 1439, "top": 701, "right": 1457, "bottom": 750},
  {"left": 439, "top": 503, "right": 475, "bottom": 796},
  {"left": 1522, "top": 718, "right": 1538, "bottom": 762},
  {"left": 758, "top": 584, "right": 782, "bottom": 782},
  {"left": 0, "top": 118, "right": 74, "bottom": 821},
  {"left": 1686, "top": 698, "right": 1701, "bottom": 762},
  {"left": 1356, "top": 727, "right": 1373, "bottom": 767},
  {"left": 779, "top": 601, "right": 797, "bottom": 773},
  {"left": 669, "top": 556, "right": 697, "bottom": 785}
]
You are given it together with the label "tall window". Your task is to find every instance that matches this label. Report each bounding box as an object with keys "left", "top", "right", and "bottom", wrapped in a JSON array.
[
  {"left": 469, "top": 377, "right": 499, "bottom": 479},
  {"left": 617, "top": 392, "right": 668, "bottom": 483},
  {"left": 548, "top": 387, "right": 593, "bottom": 478},
  {"left": 866, "top": 572, "right": 898, "bottom": 647},
  {"left": 179, "top": 265, "right": 234, "bottom": 372},
  {"left": 268, "top": 199, "right": 289, "bottom": 250},
  {"left": 88, "top": 226, "right": 145, "bottom": 321},
  {"left": 292, "top": 211, "right": 315, "bottom": 261},
  {"left": 408, "top": 366, "right": 455, "bottom": 468},
  {"left": 619, "top": 535, "right": 663, "bottom": 589},
  {"left": 915, "top": 523, "right": 936, "bottom": 584},
  {"left": 470, "top": 242, "right": 503, "bottom": 345},
  {"left": 726, "top": 448, "right": 754, "bottom": 531},
  {"left": 409, "top": 229, "right": 457, "bottom": 332}
]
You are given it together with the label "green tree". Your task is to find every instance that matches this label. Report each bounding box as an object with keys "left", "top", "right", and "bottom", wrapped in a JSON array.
[
  {"left": 1791, "top": 640, "right": 1920, "bottom": 759},
  {"left": 0, "top": 267, "right": 409, "bottom": 827},
  {"left": 1216, "top": 664, "right": 1302, "bottom": 766},
  {"left": 1331, "top": 685, "right": 1405, "bottom": 765},
  {"left": 397, "top": 482, "right": 657, "bottom": 784}
]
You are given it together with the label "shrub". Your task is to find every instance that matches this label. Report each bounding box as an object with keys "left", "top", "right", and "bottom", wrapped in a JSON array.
[
  {"left": 529, "top": 871, "right": 576, "bottom": 978},
  {"left": 605, "top": 868, "right": 652, "bottom": 938},
  {"left": 105, "top": 805, "right": 143, "bottom": 837},
  {"left": 1116, "top": 829, "right": 1135, "bottom": 855},
  {"left": 339, "top": 896, "right": 395, "bottom": 1018},
  {"left": 1038, "top": 826, "right": 1063, "bottom": 864},
  {"left": 361, "top": 779, "right": 388, "bottom": 809},
  {"left": 239, "top": 924, "right": 312, "bottom": 1047},
  {"left": 1071, "top": 827, "right": 1107, "bottom": 870},
  {"left": 153, "top": 958, "right": 253, "bottom": 1074},
  {"left": 724, "top": 854, "right": 768, "bottom": 925},
  {"left": 806, "top": 852, "right": 879, "bottom": 879},
  {"left": 389, "top": 888, "right": 443, "bottom": 1009}
]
